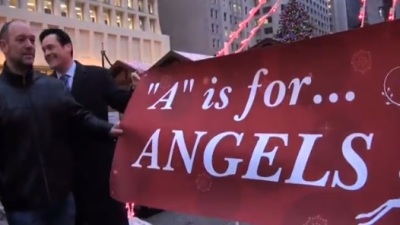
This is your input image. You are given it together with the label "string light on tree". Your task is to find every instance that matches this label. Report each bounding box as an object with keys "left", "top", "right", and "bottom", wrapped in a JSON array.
[
  {"left": 235, "top": 0, "right": 283, "bottom": 53},
  {"left": 274, "top": 0, "right": 313, "bottom": 43},
  {"left": 216, "top": 0, "right": 267, "bottom": 56},
  {"left": 358, "top": 0, "right": 367, "bottom": 27},
  {"left": 388, "top": 0, "right": 399, "bottom": 20},
  {"left": 216, "top": 0, "right": 277, "bottom": 56}
]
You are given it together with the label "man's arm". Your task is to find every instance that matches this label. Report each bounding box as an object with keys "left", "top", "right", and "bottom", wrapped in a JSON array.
[
  {"left": 101, "top": 68, "right": 133, "bottom": 113},
  {"left": 64, "top": 90, "right": 114, "bottom": 136}
]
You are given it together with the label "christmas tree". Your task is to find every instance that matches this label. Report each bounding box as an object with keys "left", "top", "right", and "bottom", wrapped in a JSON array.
[{"left": 274, "top": 0, "right": 313, "bottom": 43}]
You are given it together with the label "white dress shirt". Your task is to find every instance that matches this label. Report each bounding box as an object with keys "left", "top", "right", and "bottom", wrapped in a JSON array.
[{"left": 56, "top": 61, "right": 77, "bottom": 90}]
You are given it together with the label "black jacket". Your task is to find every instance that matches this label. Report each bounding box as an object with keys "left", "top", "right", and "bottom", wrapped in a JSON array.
[
  {"left": 56, "top": 62, "right": 131, "bottom": 196},
  {"left": 0, "top": 63, "right": 113, "bottom": 211}
]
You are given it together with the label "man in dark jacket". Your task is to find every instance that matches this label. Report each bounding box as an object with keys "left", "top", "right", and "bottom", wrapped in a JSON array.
[
  {"left": 39, "top": 28, "right": 136, "bottom": 225},
  {"left": 0, "top": 20, "right": 122, "bottom": 225}
]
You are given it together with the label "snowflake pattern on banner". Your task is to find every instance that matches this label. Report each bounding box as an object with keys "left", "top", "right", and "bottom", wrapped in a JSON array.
[
  {"left": 160, "top": 75, "right": 173, "bottom": 90},
  {"left": 302, "top": 215, "right": 328, "bottom": 225},
  {"left": 351, "top": 50, "right": 372, "bottom": 74},
  {"left": 195, "top": 172, "right": 212, "bottom": 192},
  {"left": 203, "top": 76, "right": 210, "bottom": 85}
]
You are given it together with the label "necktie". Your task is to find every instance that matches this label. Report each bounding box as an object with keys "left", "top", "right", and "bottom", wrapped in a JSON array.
[{"left": 60, "top": 74, "right": 71, "bottom": 91}]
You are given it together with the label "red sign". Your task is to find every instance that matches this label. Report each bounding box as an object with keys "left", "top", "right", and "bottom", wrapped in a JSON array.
[{"left": 111, "top": 20, "right": 400, "bottom": 225}]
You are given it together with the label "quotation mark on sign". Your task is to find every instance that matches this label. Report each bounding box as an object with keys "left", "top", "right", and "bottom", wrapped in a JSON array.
[
  {"left": 148, "top": 79, "right": 195, "bottom": 95},
  {"left": 183, "top": 79, "right": 195, "bottom": 92},
  {"left": 148, "top": 83, "right": 160, "bottom": 94}
]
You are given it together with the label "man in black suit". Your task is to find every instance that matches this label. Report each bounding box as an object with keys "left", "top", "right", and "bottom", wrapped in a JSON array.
[{"left": 38, "top": 28, "right": 138, "bottom": 225}]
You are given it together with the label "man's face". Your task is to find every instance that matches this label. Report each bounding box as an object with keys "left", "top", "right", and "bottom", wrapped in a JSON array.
[
  {"left": 41, "top": 34, "right": 72, "bottom": 70},
  {"left": 0, "top": 21, "right": 36, "bottom": 68}
]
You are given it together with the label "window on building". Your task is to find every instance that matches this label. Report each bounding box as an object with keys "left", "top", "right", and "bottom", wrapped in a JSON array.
[
  {"left": 104, "top": 9, "right": 111, "bottom": 25},
  {"left": 263, "top": 6, "right": 271, "bottom": 13},
  {"left": 264, "top": 27, "right": 273, "bottom": 34},
  {"left": 245, "top": 6, "right": 247, "bottom": 14},
  {"left": 60, "top": 0, "right": 69, "bottom": 17},
  {"left": 100, "top": 0, "right": 110, "bottom": 4},
  {"left": 224, "top": 26, "right": 228, "bottom": 37},
  {"left": 149, "top": 19, "right": 156, "bottom": 32},
  {"left": 148, "top": 0, "right": 154, "bottom": 14},
  {"left": 75, "top": 3, "right": 84, "bottom": 20},
  {"left": 116, "top": 12, "right": 123, "bottom": 27},
  {"left": 223, "top": 12, "right": 227, "bottom": 21},
  {"left": 263, "top": 16, "right": 272, "bottom": 24},
  {"left": 127, "top": 14, "right": 134, "bottom": 29},
  {"left": 27, "top": 0, "right": 37, "bottom": 11},
  {"left": 127, "top": 0, "right": 133, "bottom": 9},
  {"left": 115, "top": 0, "right": 121, "bottom": 6},
  {"left": 9, "top": 0, "right": 19, "bottom": 8},
  {"left": 211, "top": 23, "right": 214, "bottom": 33},
  {"left": 233, "top": 4, "right": 237, "bottom": 12},
  {"left": 138, "top": 0, "right": 143, "bottom": 11},
  {"left": 378, "top": 7, "right": 384, "bottom": 18},
  {"left": 44, "top": 0, "right": 53, "bottom": 14},
  {"left": 139, "top": 16, "right": 145, "bottom": 30},
  {"left": 89, "top": 6, "right": 97, "bottom": 22}
]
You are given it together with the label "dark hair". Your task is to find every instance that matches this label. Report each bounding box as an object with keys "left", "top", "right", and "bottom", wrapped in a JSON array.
[
  {"left": 0, "top": 20, "right": 23, "bottom": 41},
  {"left": 39, "top": 28, "right": 73, "bottom": 57}
]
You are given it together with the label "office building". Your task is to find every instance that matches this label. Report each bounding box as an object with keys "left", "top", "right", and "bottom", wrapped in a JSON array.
[
  {"left": 330, "top": 0, "right": 348, "bottom": 32},
  {"left": 364, "top": 0, "right": 400, "bottom": 25},
  {"left": 0, "top": 0, "right": 170, "bottom": 72},
  {"left": 346, "top": 0, "right": 362, "bottom": 29},
  {"left": 157, "top": 0, "right": 256, "bottom": 56},
  {"left": 346, "top": 0, "right": 400, "bottom": 29}
]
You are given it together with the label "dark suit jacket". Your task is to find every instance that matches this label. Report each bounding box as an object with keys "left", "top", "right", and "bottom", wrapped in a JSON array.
[{"left": 52, "top": 61, "right": 132, "bottom": 197}]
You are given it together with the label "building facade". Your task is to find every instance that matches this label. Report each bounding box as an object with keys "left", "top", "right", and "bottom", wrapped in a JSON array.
[
  {"left": 253, "top": 0, "right": 348, "bottom": 42},
  {"left": 346, "top": 0, "right": 400, "bottom": 29},
  {"left": 157, "top": 0, "right": 256, "bottom": 56},
  {"left": 0, "top": 0, "right": 170, "bottom": 72},
  {"left": 364, "top": 0, "right": 400, "bottom": 25},
  {"left": 330, "top": 0, "right": 348, "bottom": 32}
]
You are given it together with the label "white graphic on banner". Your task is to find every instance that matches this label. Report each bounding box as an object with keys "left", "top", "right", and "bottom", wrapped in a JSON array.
[
  {"left": 355, "top": 198, "right": 400, "bottom": 225},
  {"left": 355, "top": 171, "right": 400, "bottom": 224},
  {"left": 382, "top": 66, "right": 400, "bottom": 106}
]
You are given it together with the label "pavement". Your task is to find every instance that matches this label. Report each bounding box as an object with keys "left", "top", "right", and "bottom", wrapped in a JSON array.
[
  {"left": 0, "top": 202, "right": 253, "bottom": 225},
  {"left": 144, "top": 211, "right": 252, "bottom": 225}
]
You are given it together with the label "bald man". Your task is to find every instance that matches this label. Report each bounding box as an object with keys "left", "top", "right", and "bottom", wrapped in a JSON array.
[{"left": 0, "top": 20, "right": 122, "bottom": 225}]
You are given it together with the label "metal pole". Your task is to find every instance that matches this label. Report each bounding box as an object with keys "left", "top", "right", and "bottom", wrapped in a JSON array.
[{"left": 101, "top": 42, "right": 105, "bottom": 68}]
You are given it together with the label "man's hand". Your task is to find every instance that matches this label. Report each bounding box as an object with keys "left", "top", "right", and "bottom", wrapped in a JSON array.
[
  {"left": 109, "top": 122, "right": 123, "bottom": 137},
  {"left": 131, "top": 72, "right": 141, "bottom": 87}
]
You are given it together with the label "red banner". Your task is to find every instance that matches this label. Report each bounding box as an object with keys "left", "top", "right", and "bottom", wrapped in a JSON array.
[{"left": 111, "top": 20, "right": 400, "bottom": 225}]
